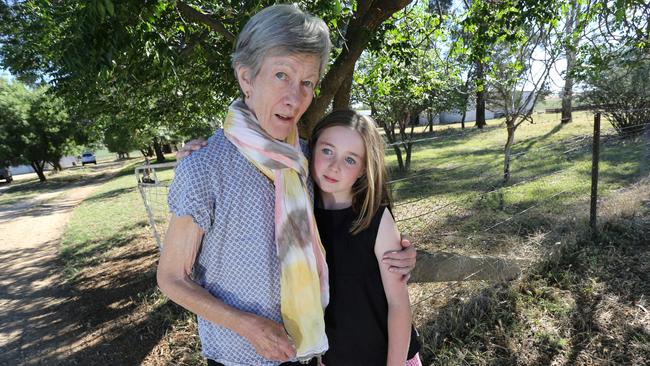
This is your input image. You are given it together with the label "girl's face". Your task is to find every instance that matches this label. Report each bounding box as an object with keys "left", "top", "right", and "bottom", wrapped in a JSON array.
[{"left": 311, "top": 125, "right": 366, "bottom": 205}]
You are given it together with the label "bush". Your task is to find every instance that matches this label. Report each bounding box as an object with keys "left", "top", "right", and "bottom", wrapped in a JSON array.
[{"left": 582, "top": 51, "right": 650, "bottom": 137}]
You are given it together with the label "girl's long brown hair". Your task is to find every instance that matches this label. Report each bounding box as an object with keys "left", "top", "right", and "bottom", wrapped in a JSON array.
[{"left": 310, "top": 109, "right": 392, "bottom": 234}]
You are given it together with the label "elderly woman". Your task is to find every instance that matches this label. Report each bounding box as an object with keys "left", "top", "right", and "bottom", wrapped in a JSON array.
[{"left": 157, "top": 4, "right": 415, "bottom": 366}]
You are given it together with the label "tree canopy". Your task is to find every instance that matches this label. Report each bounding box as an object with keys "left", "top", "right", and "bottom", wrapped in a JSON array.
[
  {"left": 0, "top": 79, "right": 79, "bottom": 181},
  {"left": 0, "top": 0, "right": 412, "bottom": 143},
  {"left": 1, "top": 0, "right": 647, "bottom": 170}
]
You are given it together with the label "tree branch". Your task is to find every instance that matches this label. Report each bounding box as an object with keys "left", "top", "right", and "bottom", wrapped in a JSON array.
[
  {"left": 301, "top": 0, "right": 413, "bottom": 135},
  {"left": 179, "top": 30, "right": 209, "bottom": 58},
  {"left": 176, "top": 2, "right": 236, "bottom": 44}
]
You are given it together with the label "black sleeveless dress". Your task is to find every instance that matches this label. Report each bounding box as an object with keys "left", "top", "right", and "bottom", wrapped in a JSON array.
[{"left": 315, "top": 205, "right": 420, "bottom": 366}]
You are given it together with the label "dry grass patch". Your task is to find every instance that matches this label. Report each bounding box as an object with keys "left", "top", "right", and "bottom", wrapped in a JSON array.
[{"left": 411, "top": 177, "right": 650, "bottom": 365}]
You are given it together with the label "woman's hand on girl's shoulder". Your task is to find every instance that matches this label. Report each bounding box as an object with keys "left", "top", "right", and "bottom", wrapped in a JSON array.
[
  {"left": 382, "top": 232, "right": 417, "bottom": 282},
  {"left": 176, "top": 138, "right": 208, "bottom": 160}
]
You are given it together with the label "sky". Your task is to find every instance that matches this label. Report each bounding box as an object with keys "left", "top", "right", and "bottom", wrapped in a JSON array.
[
  {"left": 0, "top": 68, "right": 14, "bottom": 81},
  {"left": 529, "top": 54, "right": 568, "bottom": 94}
]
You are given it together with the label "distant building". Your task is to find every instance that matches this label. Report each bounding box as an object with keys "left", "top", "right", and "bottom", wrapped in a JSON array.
[
  {"left": 419, "top": 109, "right": 502, "bottom": 125},
  {"left": 9, "top": 155, "right": 80, "bottom": 175},
  {"left": 418, "top": 91, "right": 537, "bottom": 126}
]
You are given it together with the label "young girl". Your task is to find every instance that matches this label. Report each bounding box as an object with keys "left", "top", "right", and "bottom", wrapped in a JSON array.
[{"left": 310, "top": 110, "right": 422, "bottom": 366}]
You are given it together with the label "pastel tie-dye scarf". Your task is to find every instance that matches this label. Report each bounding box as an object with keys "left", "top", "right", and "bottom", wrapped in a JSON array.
[{"left": 224, "top": 99, "right": 329, "bottom": 361}]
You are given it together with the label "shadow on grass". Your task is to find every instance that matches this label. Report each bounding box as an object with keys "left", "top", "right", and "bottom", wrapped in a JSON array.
[
  {"left": 417, "top": 211, "right": 650, "bottom": 365},
  {"left": 83, "top": 186, "right": 139, "bottom": 203},
  {"left": 0, "top": 175, "right": 85, "bottom": 197},
  {"left": 390, "top": 134, "right": 596, "bottom": 203},
  {"left": 0, "top": 196, "right": 85, "bottom": 222},
  {"left": 60, "top": 221, "right": 151, "bottom": 277},
  {"left": 393, "top": 133, "right": 649, "bottom": 231},
  {"left": 517, "top": 122, "right": 567, "bottom": 152},
  {"left": 0, "top": 158, "right": 143, "bottom": 197},
  {"left": 0, "top": 230, "right": 186, "bottom": 365}
]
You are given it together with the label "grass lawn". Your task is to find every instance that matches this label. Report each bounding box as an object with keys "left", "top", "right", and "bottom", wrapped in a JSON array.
[
  {"left": 412, "top": 179, "right": 650, "bottom": 365},
  {"left": 60, "top": 155, "right": 177, "bottom": 282},
  {"left": 60, "top": 163, "right": 151, "bottom": 281},
  {"left": 55, "top": 113, "right": 649, "bottom": 364},
  {"left": 388, "top": 112, "right": 649, "bottom": 257},
  {"left": 57, "top": 156, "right": 202, "bottom": 365}
]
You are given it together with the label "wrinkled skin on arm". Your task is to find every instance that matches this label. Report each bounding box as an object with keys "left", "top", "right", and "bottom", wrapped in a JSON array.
[{"left": 157, "top": 214, "right": 296, "bottom": 361}]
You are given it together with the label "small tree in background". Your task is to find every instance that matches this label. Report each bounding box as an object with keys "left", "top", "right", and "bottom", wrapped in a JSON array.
[
  {"left": 353, "top": 3, "right": 459, "bottom": 172},
  {"left": 473, "top": 0, "right": 564, "bottom": 183},
  {"left": 0, "top": 79, "right": 79, "bottom": 181},
  {"left": 488, "top": 32, "right": 559, "bottom": 183},
  {"left": 574, "top": 1, "right": 650, "bottom": 137},
  {"left": 582, "top": 50, "right": 650, "bottom": 137}
]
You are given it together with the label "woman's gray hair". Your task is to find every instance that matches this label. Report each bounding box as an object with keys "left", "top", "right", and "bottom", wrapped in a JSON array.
[{"left": 231, "top": 4, "right": 331, "bottom": 80}]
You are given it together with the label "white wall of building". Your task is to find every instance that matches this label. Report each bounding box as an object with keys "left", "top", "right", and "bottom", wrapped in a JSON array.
[
  {"left": 9, "top": 155, "right": 80, "bottom": 175},
  {"left": 417, "top": 91, "right": 536, "bottom": 126}
]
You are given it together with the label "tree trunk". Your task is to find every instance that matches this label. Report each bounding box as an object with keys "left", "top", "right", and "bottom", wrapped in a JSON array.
[
  {"left": 561, "top": 0, "right": 579, "bottom": 124},
  {"left": 153, "top": 137, "right": 166, "bottom": 163},
  {"left": 52, "top": 160, "right": 63, "bottom": 172},
  {"left": 427, "top": 109, "right": 433, "bottom": 132},
  {"left": 405, "top": 144, "right": 412, "bottom": 170},
  {"left": 503, "top": 122, "right": 516, "bottom": 183},
  {"left": 461, "top": 72, "right": 472, "bottom": 129},
  {"left": 300, "top": 0, "right": 413, "bottom": 136},
  {"left": 461, "top": 108, "right": 467, "bottom": 129},
  {"left": 475, "top": 60, "right": 487, "bottom": 129},
  {"left": 332, "top": 71, "right": 353, "bottom": 110},
  {"left": 31, "top": 161, "right": 47, "bottom": 182},
  {"left": 404, "top": 113, "right": 417, "bottom": 170},
  {"left": 373, "top": 104, "right": 405, "bottom": 172},
  {"left": 383, "top": 121, "right": 405, "bottom": 172},
  {"left": 560, "top": 53, "right": 575, "bottom": 123},
  {"left": 393, "top": 145, "right": 405, "bottom": 171}
]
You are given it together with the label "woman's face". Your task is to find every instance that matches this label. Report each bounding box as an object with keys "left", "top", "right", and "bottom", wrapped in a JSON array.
[{"left": 237, "top": 53, "right": 320, "bottom": 140}]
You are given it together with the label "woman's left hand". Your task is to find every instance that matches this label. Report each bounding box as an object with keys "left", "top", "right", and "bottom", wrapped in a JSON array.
[
  {"left": 381, "top": 234, "right": 416, "bottom": 281},
  {"left": 176, "top": 138, "right": 207, "bottom": 160}
]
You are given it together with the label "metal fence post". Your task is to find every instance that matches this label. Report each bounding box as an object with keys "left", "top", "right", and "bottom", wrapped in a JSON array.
[{"left": 590, "top": 112, "right": 601, "bottom": 238}]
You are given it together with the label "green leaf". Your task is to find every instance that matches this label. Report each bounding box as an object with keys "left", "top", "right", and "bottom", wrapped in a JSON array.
[{"left": 104, "top": 0, "right": 114, "bottom": 17}]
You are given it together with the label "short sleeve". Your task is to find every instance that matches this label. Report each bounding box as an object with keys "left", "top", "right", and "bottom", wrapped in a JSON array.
[{"left": 168, "top": 155, "right": 214, "bottom": 232}]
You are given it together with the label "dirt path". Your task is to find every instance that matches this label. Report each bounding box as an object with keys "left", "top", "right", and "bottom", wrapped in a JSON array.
[{"left": 0, "top": 164, "right": 126, "bottom": 365}]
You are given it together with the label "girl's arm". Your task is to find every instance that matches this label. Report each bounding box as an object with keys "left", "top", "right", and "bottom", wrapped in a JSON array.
[
  {"left": 157, "top": 214, "right": 296, "bottom": 361},
  {"left": 374, "top": 208, "right": 412, "bottom": 366}
]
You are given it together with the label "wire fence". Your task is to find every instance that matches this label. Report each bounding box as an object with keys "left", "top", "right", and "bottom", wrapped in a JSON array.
[
  {"left": 135, "top": 109, "right": 650, "bottom": 285},
  {"left": 135, "top": 162, "right": 176, "bottom": 248},
  {"left": 391, "top": 114, "right": 650, "bottom": 236},
  {"left": 399, "top": 109, "right": 650, "bottom": 314}
]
